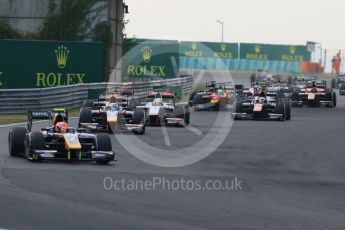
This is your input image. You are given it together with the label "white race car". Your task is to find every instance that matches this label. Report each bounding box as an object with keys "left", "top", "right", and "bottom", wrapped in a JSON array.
[{"left": 138, "top": 91, "right": 190, "bottom": 126}]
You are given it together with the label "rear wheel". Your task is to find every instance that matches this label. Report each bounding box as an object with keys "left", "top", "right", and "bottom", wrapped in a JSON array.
[
  {"left": 284, "top": 102, "right": 291, "bottom": 120},
  {"left": 333, "top": 92, "right": 337, "bottom": 107},
  {"left": 96, "top": 133, "right": 113, "bottom": 164},
  {"left": 291, "top": 92, "right": 300, "bottom": 107},
  {"left": 325, "top": 92, "right": 334, "bottom": 107},
  {"left": 184, "top": 105, "right": 190, "bottom": 125},
  {"left": 8, "top": 127, "right": 26, "bottom": 156},
  {"left": 174, "top": 105, "right": 187, "bottom": 126},
  {"left": 275, "top": 102, "right": 286, "bottom": 121},
  {"left": 214, "top": 102, "right": 220, "bottom": 111},
  {"left": 331, "top": 79, "right": 336, "bottom": 89},
  {"left": 132, "top": 110, "right": 145, "bottom": 135},
  {"left": 193, "top": 94, "right": 203, "bottom": 110},
  {"left": 287, "top": 76, "right": 293, "bottom": 86},
  {"left": 79, "top": 107, "right": 93, "bottom": 125},
  {"left": 232, "top": 100, "right": 243, "bottom": 120},
  {"left": 188, "top": 92, "right": 196, "bottom": 107},
  {"left": 82, "top": 100, "right": 94, "bottom": 108}
]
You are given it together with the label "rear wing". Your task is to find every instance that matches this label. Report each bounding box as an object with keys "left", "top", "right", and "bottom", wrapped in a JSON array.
[
  {"left": 113, "top": 88, "right": 134, "bottom": 96},
  {"left": 206, "top": 81, "right": 217, "bottom": 88},
  {"left": 27, "top": 109, "right": 68, "bottom": 131},
  {"left": 148, "top": 91, "right": 176, "bottom": 99},
  {"left": 235, "top": 84, "right": 244, "bottom": 90}
]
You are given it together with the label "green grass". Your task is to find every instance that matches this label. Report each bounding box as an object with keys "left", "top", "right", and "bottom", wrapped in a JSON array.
[{"left": 0, "top": 108, "right": 81, "bottom": 125}]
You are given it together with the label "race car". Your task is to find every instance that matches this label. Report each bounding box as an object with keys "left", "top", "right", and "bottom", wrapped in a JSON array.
[
  {"left": 79, "top": 99, "right": 145, "bottom": 135},
  {"left": 291, "top": 80, "right": 336, "bottom": 107},
  {"left": 331, "top": 75, "right": 345, "bottom": 89},
  {"left": 137, "top": 91, "right": 190, "bottom": 126},
  {"left": 232, "top": 89, "right": 291, "bottom": 121},
  {"left": 8, "top": 109, "right": 114, "bottom": 164},
  {"left": 189, "top": 81, "right": 231, "bottom": 111},
  {"left": 339, "top": 84, "right": 345, "bottom": 95}
]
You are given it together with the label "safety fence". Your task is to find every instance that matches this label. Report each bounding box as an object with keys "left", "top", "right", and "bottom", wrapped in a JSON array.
[
  {"left": 180, "top": 57, "right": 302, "bottom": 73},
  {"left": 0, "top": 77, "right": 193, "bottom": 114}
]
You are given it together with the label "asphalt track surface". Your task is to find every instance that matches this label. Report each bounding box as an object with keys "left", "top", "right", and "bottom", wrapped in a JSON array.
[{"left": 1, "top": 72, "right": 345, "bottom": 230}]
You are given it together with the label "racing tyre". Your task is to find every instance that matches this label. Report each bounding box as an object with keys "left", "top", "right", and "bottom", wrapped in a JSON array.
[
  {"left": 82, "top": 100, "right": 94, "bottom": 108},
  {"left": 232, "top": 100, "right": 243, "bottom": 120},
  {"left": 96, "top": 133, "right": 112, "bottom": 151},
  {"left": 291, "top": 93, "right": 300, "bottom": 107},
  {"left": 79, "top": 107, "right": 93, "bottom": 125},
  {"left": 250, "top": 75, "right": 256, "bottom": 84},
  {"left": 325, "top": 92, "right": 334, "bottom": 107},
  {"left": 284, "top": 102, "right": 291, "bottom": 120},
  {"left": 275, "top": 102, "right": 286, "bottom": 121},
  {"left": 333, "top": 92, "right": 337, "bottom": 107},
  {"left": 26, "top": 132, "right": 45, "bottom": 161},
  {"left": 188, "top": 92, "right": 196, "bottom": 107},
  {"left": 96, "top": 133, "right": 113, "bottom": 164},
  {"left": 174, "top": 105, "right": 186, "bottom": 126},
  {"left": 193, "top": 94, "right": 203, "bottom": 110},
  {"left": 132, "top": 110, "right": 145, "bottom": 135},
  {"left": 8, "top": 127, "right": 26, "bottom": 156},
  {"left": 287, "top": 76, "right": 293, "bottom": 86},
  {"left": 331, "top": 79, "right": 336, "bottom": 89},
  {"left": 214, "top": 103, "right": 220, "bottom": 111},
  {"left": 184, "top": 105, "right": 190, "bottom": 125}
]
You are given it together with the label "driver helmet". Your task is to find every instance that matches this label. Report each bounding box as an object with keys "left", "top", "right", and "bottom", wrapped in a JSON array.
[
  {"left": 110, "top": 103, "right": 119, "bottom": 111},
  {"left": 153, "top": 98, "right": 163, "bottom": 106},
  {"left": 55, "top": 122, "right": 68, "bottom": 133},
  {"left": 259, "top": 97, "right": 265, "bottom": 104}
]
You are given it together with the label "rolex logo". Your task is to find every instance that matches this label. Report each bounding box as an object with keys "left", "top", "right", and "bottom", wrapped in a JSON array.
[
  {"left": 141, "top": 46, "right": 152, "bottom": 62},
  {"left": 220, "top": 43, "right": 227, "bottom": 52},
  {"left": 55, "top": 45, "right": 69, "bottom": 69},
  {"left": 192, "top": 43, "right": 197, "bottom": 50},
  {"left": 255, "top": 45, "right": 261, "bottom": 53},
  {"left": 290, "top": 46, "right": 296, "bottom": 55}
]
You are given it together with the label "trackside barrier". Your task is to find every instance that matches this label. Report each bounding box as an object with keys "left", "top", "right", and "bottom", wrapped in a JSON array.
[{"left": 0, "top": 77, "right": 193, "bottom": 114}]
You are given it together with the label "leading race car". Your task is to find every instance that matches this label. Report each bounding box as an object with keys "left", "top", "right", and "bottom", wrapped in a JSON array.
[
  {"left": 8, "top": 109, "right": 115, "bottom": 164},
  {"left": 137, "top": 91, "right": 190, "bottom": 126},
  {"left": 232, "top": 88, "right": 291, "bottom": 121},
  {"left": 79, "top": 96, "right": 145, "bottom": 135},
  {"left": 83, "top": 88, "right": 138, "bottom": 111},
  {"left": 291, "top": 80, "right": 336, "bottom": 107}
]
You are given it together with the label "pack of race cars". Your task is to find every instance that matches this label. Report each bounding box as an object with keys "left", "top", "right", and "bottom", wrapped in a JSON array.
[{"left": 8, "top": 75, "right": 342, "bottom": 164}]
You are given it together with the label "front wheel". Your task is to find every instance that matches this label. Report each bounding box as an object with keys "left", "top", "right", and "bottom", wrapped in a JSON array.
[
  {"left": 8, "top": 127, "right": 26, "bottom": 156},
  {"left": 333, "top": 92, "right": 337, "bottom": 107},
  {"left": 95, "top": 133, "right": 113, "bottom": 164},
  {"left": 275, "top": 102, "right": 286, "bottom": 121},
  {"left": 26, "top": 132, "right": 45, "bottom": 162}
]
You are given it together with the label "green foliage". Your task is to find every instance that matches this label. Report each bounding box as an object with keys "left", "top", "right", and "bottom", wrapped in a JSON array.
[
  {"left": 93, "top": 21, "right": 113, "bottom": 49},
  {"left": 40, "top": 0, "right": 106, "bottom": 41},
  {"left": 0, "top": 19, "right": 21, "bottom": 39}
]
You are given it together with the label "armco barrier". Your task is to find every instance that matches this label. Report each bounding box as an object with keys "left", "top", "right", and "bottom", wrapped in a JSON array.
[{"left": 0, "top": 77, "right": 193, "bottom": 114}]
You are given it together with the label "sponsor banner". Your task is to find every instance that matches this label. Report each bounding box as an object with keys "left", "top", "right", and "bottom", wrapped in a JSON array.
[
  {"left": 180, "top": 57, "right": 302, "bottom": 74},
  {"left": 180, "top": 41, "right": 238, "bottom": 59},
  {"left": 239, "top": 43, "right": 311, "bottom": 62},
  {"left": 0, "top": 40, "right": 103, "bottom": 89},
  {"left": 122, "top": 39, "right": 179, "bottom": 79}
]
